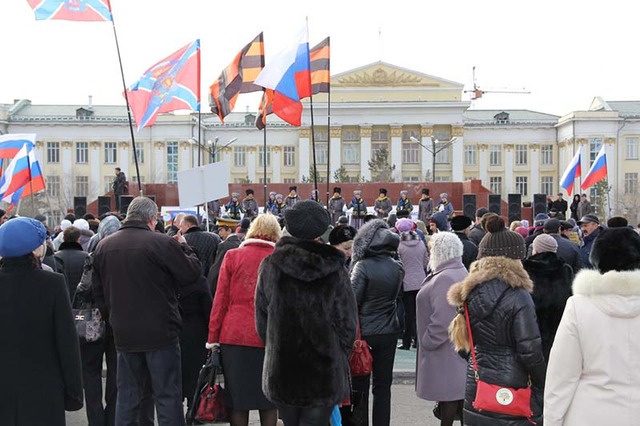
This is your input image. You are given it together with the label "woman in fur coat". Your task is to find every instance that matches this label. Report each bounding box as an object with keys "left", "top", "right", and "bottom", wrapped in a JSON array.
[
  {"left": 447, "top": 215, "right": 546, "bottom": 425},
  {"left": 349, "top": 219, "right": 404, "bottom": 426},
  {"left": 255, "top": 201, "right": 357, "bottom": 426},
  {"left": 545, "top": 228, "right": 640, "bottom": 426}
]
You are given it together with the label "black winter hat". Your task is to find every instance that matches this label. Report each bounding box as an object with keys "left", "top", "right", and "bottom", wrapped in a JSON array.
[
  {"left": 450, "top": 215, "right": 472, "bottom": 232},
  {"left": 329, "top": 225, "right": 357, "bottom": 246},
  {"left": 246, "top": 189, "right": 254, "bottom": 196},
  {"left": 285, "top": 200, "right": 330, "bottom": 240},
  {"left": 333, "top": 187, "right": 341, "bottom": 194},
  {"left": 379, "top": 188, "right": 387, "bottom": 195},
  {"left": 590, "top": 227, "right": 640, "bottom": 273},
  {"left": 289, "top": 186, "right": 297, "bottom": 192},
  {"left": 607, "top": 216, "right": 629, "bottom": 228},
  {"left": 422, "top": 188, "right": 430, "bottom": 196}
]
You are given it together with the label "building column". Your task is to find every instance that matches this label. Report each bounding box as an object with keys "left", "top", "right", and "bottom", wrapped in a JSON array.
[
  {"left": 504, "top": 144, "right": 514, "bottom": 193},
  {"left": 530, "top": 144, "right": 540, "bottom": 195},
  {"left": 299, "top": 129, "right": 311, "bottom": 182},
  {"left": 451, "top": 126, "right": 465, "bottom": 182},
  {"left": 247, "top": 146, "right": 257, "bottom": 182},
  {"left": 90, "top": 142, "right": 101, "bottom": 197},
  {"left": 119, "top": 142, "right": 130, "bottom": 177},
  {"left": 272, "top": 147, "right": 282, "bottom": 183},
  {"left": 420, "top": 126, "right": 433, "bottom": 181},
  {"left": 329, "top": 126, "right": 341, "bottom": 183},
  {"left": 61, "top": 141, "right": 73, "bottom": 201},
  {"left": 180, "top": 141, "right": 190, "bottom": 173},
  {"left": 360, "top": 126, "right": 372, "bottom": 181},
  {"left": 154, "top": 142, "right": 165, "bottom": 183},
  {"left": 478, "top": 144, "right": 489, "bottom": 186},
  {"left": 390, "top": 125, "right": 402, "bottom": 181},
  {"left": 605, "top": 137, "right": 617, "bottom": 210}
]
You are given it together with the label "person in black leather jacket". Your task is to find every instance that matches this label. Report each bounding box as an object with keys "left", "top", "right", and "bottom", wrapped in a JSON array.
[
  {"left": 348, "top": 219, "right": 404, "bottom": 426},
  {"left": 447, "top": 215, "right": 546, "bottom": 425}
]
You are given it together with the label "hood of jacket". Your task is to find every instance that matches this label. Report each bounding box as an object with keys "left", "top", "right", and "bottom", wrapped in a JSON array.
[
  {"left": 351, "top": 219, "right": 399, "bottom": 264},
  {"left": 522, "top": 252, "right": 564, "bottom": 274},
  {"left": 572, "top": 268, "right": 640, "bottom": 318},
  {"left": 447, "top": 256, "right": 533, "bottom": 307},
  {"left": 97, "top": 215, "right": 121, "bottom": 240},
  {"left": 269, "top": 236, "right": 345, "bottom": 282}
]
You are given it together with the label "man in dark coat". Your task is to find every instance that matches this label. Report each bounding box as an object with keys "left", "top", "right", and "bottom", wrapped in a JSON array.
[
  {"left": 418, "top": 188, "right": 434, "bottom": 224},
  {"left": 285, "top": 186, "right": 301, "bottom": 208},
  {"left": 206, "top": 217, "right": 241, "bottom": 295},
  {"left": 374, "top": 188, "right": 393, "bottom": 218},
  {"left": 92, "top": 196, "right": 202, "bottom": 425},
  {"left": 578, "top": 214, "right": 603, "bottom": 268},
  {"left": 242, "top": 189, "right": 259, "bottom": 221},
  {"left": 112, "top": 167, "right": 127, "bottom": 212},
  {"left": 450, "top": 215, "right": 478, "bottom": 270},
  {"left": 55, "top": 226, "right": 90, "bottom": 301},
  {"left": 328, "top": 187, "right": 346, "bottom": 225},
  {"left": 468, "top": 207, "right": 489, "bottom": 246},
  {"left": 180, "top": 214, "right": 221, "bottom": 277},
  {"left": 543, "top": 219, "right": 583, "bottom": 272}
]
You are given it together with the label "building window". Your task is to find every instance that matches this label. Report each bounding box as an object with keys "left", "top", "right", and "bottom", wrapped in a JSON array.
[
  {"left": 258, "top": 177, "right": 271, "bottom": 183},
  {"left": 402, "top": 142, "right": 419, "bottom": 164},
  {"left": 47, "top": 142, "right": 60, "bottom": 163},
  {"left": 490, "top": 176, "right": 502, "bottom": 195},
  {"left": 47, "top": 175, "right": 60, "bottom": 197},
  {"left": 104, "top": 142, "right": 117, "bottom": 164},
  {"left": 464, "top": 145, "right": 476, "bottom": 166},
  {"left": 372, "top": 142, "right": 388, "bottom": 158},
  {"left": 434, "top": 176, "right": 451, "bottom": 182},
  {"left": 75, "top": 176, "right": 89, "bottom": 197},
  {"left": 258, "top": 146, "right": 271, "bottom": 167},
  {"left": 371, "top": 129, "right": 389, "bottom": 141},
  {"left": 489, "top": 145, "right": 501, "bottom": 166},
  {"left": 435, "top": 143, "right": 450, "bottom": 164},
  {"left": 402, "top": 129, "right": 420, "bottom": 141},
  {"left": 541, "top": 176, "right": 554, "bottom": 196},
  {"left": 284, "top": 178, "right": 296, "bottom": 184},
  {"left": 343, "top": 129, "right": 359, "bottom": 141},
  {"left": 166, "top": 141, "right": 178, "bottom": 183},
  {"left": 589, "top": 137, "right": 603, "bottom": 166},
  {"left": 315, "top": 142, "right": 328, "bottom": 165},
  {"left": 234, "top": 146, "right": 246, "bottom": 167},
  {"left": 627, "top": 137, "right": 639, "bottom": 160},
  {"left": 342, "top": 142, "right": 360, "bottom": 164},
  {"left": 104, "top": 176, "right": 112, "bottom": 193},
  {"left": 432, "top": 125, "right": 452, "bottom": 142},
  {"left": 625, "top": 173, "right": 639, "bottom": 194},
  {"left": 283, "top": 146, "right": 295, "bottom": 167},
  {"left": 76, "top": 142, "right": 88, "bottom": 164},
  {"left": 541, "top": 144, "right": 553, "bottom": 165},
  {"left": 515, "top": 145, "right": 528, "bottom": 165},
  {"left": 313, "top": 130, "right": 328, "bottom": 142},
  {"left": 515, "top": 176, "right": 528, "bottom": 196},
  {"left": 403, "top": 175, "right": 420, "bottom": 182},
  {"left": 133, "top": 146, "right": 144, "bottom": 164}
]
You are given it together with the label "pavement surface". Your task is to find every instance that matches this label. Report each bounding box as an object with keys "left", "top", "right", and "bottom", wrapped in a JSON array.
[{"left": 66, "top": 346, "right": 448, "bottom": 425}]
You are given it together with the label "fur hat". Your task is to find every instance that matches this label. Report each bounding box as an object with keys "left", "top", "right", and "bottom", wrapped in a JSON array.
[
  {"left": 246, "top": 189, "right": 254, "bottom": 196},
  {"left": 337, "top": 216, "right": 349, "bottom": 225},
  {"left": 607, "top": 216, "right": 629, "bottom": 228},
  {"left": 329, "top": 225, "right": 357, "bottom": 246},
  {"left": 396, "top": 209, "right": 411, "bottom": 219},
  {"left": 450, "top": 215, "right": 472, "bottom": 232},
  {"left": 478, "top": 215, "right": 526, "bottom": 260},
  {"left": 353, "top": 190, "right": 362, "bottom": 196},
  {"left": 440, "top": 193, "right": 448, "bottom": 199},
  {"left": 269, "top": 191, "right": 276, "bottom": 196},
  {"left": 289, "top": 186, "right": 297, "bottom": 192},
  {"left": 73, "top": 218, "right": 90, "bottom": 231},
  {"left": 590, "top": 227, "right": 640, "bottom": 273},
  {"left": 429, "top": 232, "right": 463, "bottom": 271},
  {"left": 532, "top": 234, "right": 558, "bottom": 255},
  {"left": 379, "top": 188, "right": 387, "bottom": 195},
  {"left": 534, "top": 213, "right": 549, "bottom": 227},
  {"left": 396, "top": 218, "right": 414, "bottom": 233},
  {"left": 400, "top": 190, "right": 408, "bottom": 196},
  {"left": 422, "top": 188, "right": 430, "bottom": 196},
  {"left": 333, "top": 187, "right": 341, "bottom": 194},
  {"left": 275, "top": 193, "right": 284, "bottom": 200},
  {"left": 0, "top": 217, "right": 47, "bottom": 258},
  {"left": 285, "top": 200, "right": 330, "bottom": 240},
  {"left": 231, "top": 192, "right": 240, "bottom": 199},
  {"left": 476, "top": 207, "right": 489, "bottom": 218}
]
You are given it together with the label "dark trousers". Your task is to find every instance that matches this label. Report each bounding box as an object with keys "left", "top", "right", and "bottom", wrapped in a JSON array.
[
  {"left": 278, "top": 405, "right": 334, "bottom": 426},
  {"left": 402, "top": 291, "right": 418, "bottom": 348},
  {"left": 115, "top": 194, "right": 122, "bottom": 212},
  {"left": 116, "top": 343, "right": 184, "bottom": 426},
  {"left": 350, "top": 333, "right": 397, "bottom": 426},
  {"left": 81, "top": 335, "right": 117, "bottom": 426}
]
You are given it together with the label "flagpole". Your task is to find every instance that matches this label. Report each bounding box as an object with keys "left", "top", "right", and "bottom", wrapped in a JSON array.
[
  {"left": 263, "top": 120, "right": 268, "bottom": 211},
  {"left": 27, "top": 152, "right": 35, "bottom": 214},
  {"left": 325, "top": 41, "right": 331, "bottom": 206},
  {"left": 306, "top": 18, "right": 318, "bottom": 193},
  {"left": 109, "top": 8, "right": 142, "bottom": 195}
]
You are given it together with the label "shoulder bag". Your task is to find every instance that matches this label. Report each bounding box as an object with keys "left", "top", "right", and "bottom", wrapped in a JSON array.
[{"left": 349, "top": 321, "right": 373, "bottom": 377}]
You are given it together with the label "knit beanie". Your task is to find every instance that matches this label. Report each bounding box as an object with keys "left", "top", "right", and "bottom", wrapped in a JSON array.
[
  {"left": 396, "top": 218, "right": 414, "bottom": 233},
  {"left": 514, "top": 226, "right": 529, "bottom": 239},
  {"left": 285, "top": 200, "right": 330, "bottom": 240},
  {"left": 0, "top": 217, "right": 47, "bottom": 258},
  {"left": 532, "top": 234, "right": 558, "bottom": 255},
  {"left": 478, "top": 215, "right": 526, "bottom": 260}
]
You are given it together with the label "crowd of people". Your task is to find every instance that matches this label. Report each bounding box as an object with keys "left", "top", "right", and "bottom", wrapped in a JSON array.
[{"left": 1, "top": 187, "right": 640, "bottom": 426}]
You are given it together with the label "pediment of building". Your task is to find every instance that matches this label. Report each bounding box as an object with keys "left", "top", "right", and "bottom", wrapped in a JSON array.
[{"left": 332, "top": 61, "right": 463, "bottom": 88}]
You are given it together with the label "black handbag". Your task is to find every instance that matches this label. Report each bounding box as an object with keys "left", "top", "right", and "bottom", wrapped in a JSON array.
[{"left": 72, "top": 255, "right": 105, "bottom": 343}]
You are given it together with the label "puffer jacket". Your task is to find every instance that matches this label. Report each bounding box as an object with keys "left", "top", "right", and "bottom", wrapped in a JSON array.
[
  {"left": 55, "top": 241, "right": 90, "bottom": 301},
  {"left": 447, "top": 256, "right": 546, "bottom": 425},
  {"left": 397, "top": 232, "right": 428, "bottom": 292},
  {"left": 580, "top": 226, "right": 602, "bottom": 268},
  {"left": 350, "top": 219, "right": 404, "bottom": 337}
]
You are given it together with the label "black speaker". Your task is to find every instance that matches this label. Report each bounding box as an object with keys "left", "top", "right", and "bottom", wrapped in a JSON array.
[
  {"left": 533, "top": 194, "right": 547, "bottom": 218},
  {"left": 120, "top": 195, "right": 134, "bottom": 214},
  {"left": 146, "top": 195, "right": 156, "bottom": 203},
  {"left": 462, "top": 194, "right": 476, "bottom": 219},
  {"left": 488, "top": 194, "right": 502, "bottom": 216},
  {"left": 507, "top": 193, "right": 522, "bottom": 224},
  {"left": 74, "top": 196, "right": 87, "bottom": 218},
  {"left": 98, "top": 196, "right": 111, "bottom": 216}
]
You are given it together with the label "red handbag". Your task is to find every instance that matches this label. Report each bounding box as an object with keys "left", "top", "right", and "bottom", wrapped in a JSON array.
[
  {"left": 195, "top": 382, "right": 229, "bottom": 423},
  {"left": 464, "top": 303, "right": 535, "bottom": 422},
  {"left": 349, "top": 322, "right": 373, "bottom": 377}
]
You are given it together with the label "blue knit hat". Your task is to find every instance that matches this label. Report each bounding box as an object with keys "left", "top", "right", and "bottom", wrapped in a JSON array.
[{"left": 0, "top": 217, "right": 47, "bottom": 258}]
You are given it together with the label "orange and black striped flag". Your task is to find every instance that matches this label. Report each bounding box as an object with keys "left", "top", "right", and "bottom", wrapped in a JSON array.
[
  {"left": 310, "top": 37, "right": 330, "bottom": 95},
  {"left": 255, "top": 89, "right": 273, "bottom": 130},
  {"left": 209, "top": 32, "right": 264, "bottom": 122}
]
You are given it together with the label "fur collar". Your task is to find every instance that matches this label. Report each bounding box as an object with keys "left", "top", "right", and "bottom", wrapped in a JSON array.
[
  {"left": 270, "top": 236, "right": 345, "bottom": 281},
  {"left": 447, "top": 256, "right": 533, "bottom": 306},
  {"left": 240, "top": 238, "right": 276, "bottom": 248},
  {"left": 376, "top": 196, "right": 388, "bottom": 202},
  {"left": 573, "top": 269, "right": 640, "bottom": 297}
]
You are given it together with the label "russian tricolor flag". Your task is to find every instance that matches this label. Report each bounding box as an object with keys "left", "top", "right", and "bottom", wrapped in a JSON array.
[
  {"left": 0, "top": 134, "right": 36, "bottom": 160},
  {"left": 560, "top": 150, "right": 581, "bottom": 195},
  {"left": 254, "top": 25, "right": 311, "bottom": 126},
  {"left": 581, "top": 145, "right": 608, "bottom": 191}
]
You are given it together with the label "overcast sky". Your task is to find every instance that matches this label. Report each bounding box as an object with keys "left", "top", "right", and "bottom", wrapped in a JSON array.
[{"left": 1, "top": 0, "right": 637, "bottom": 117}]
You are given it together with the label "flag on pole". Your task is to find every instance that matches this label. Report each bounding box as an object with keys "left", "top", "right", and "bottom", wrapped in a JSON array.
[
  {"left": 27, "top": 0, "right": 112, "bottom": 21},
  {"left": 0, "top": 143, "right": 46, "bottom": 205},
  {"left": 209, "top": 33, "right": 265, "bottom": 122},
  {"left": 254, "top": 25, "right": 311, "bottom": 126},
  {"left": 310, "top": 37, "right": 330, "bottom": 95},
  {"left": 255, "top": 89, "right": 274, "bottom": 130},
  {"left": 126, "top": 40, "right": 200, "bottom": 131},
  {"left": 0, "top": 134, "right": 36, "bottom": 160},
  {"left": 559, "top": 150, "right": 581, "bottom": 195},
  {"left": 581, "top": 145, "right": 607, "bottom": 190}
]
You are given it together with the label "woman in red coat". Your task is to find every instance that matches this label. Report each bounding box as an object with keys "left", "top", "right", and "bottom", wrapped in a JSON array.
[{"left": 207, "top": 214, "right": 281, "bottom": 426}]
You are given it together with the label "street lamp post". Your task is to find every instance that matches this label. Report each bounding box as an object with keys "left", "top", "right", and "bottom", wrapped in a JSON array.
[
  {"left": 205, "top": 137, "right": 238, "bottom": 163},
  {"left": 410, "top": 136, "right": 458, "bottom": 182}
]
